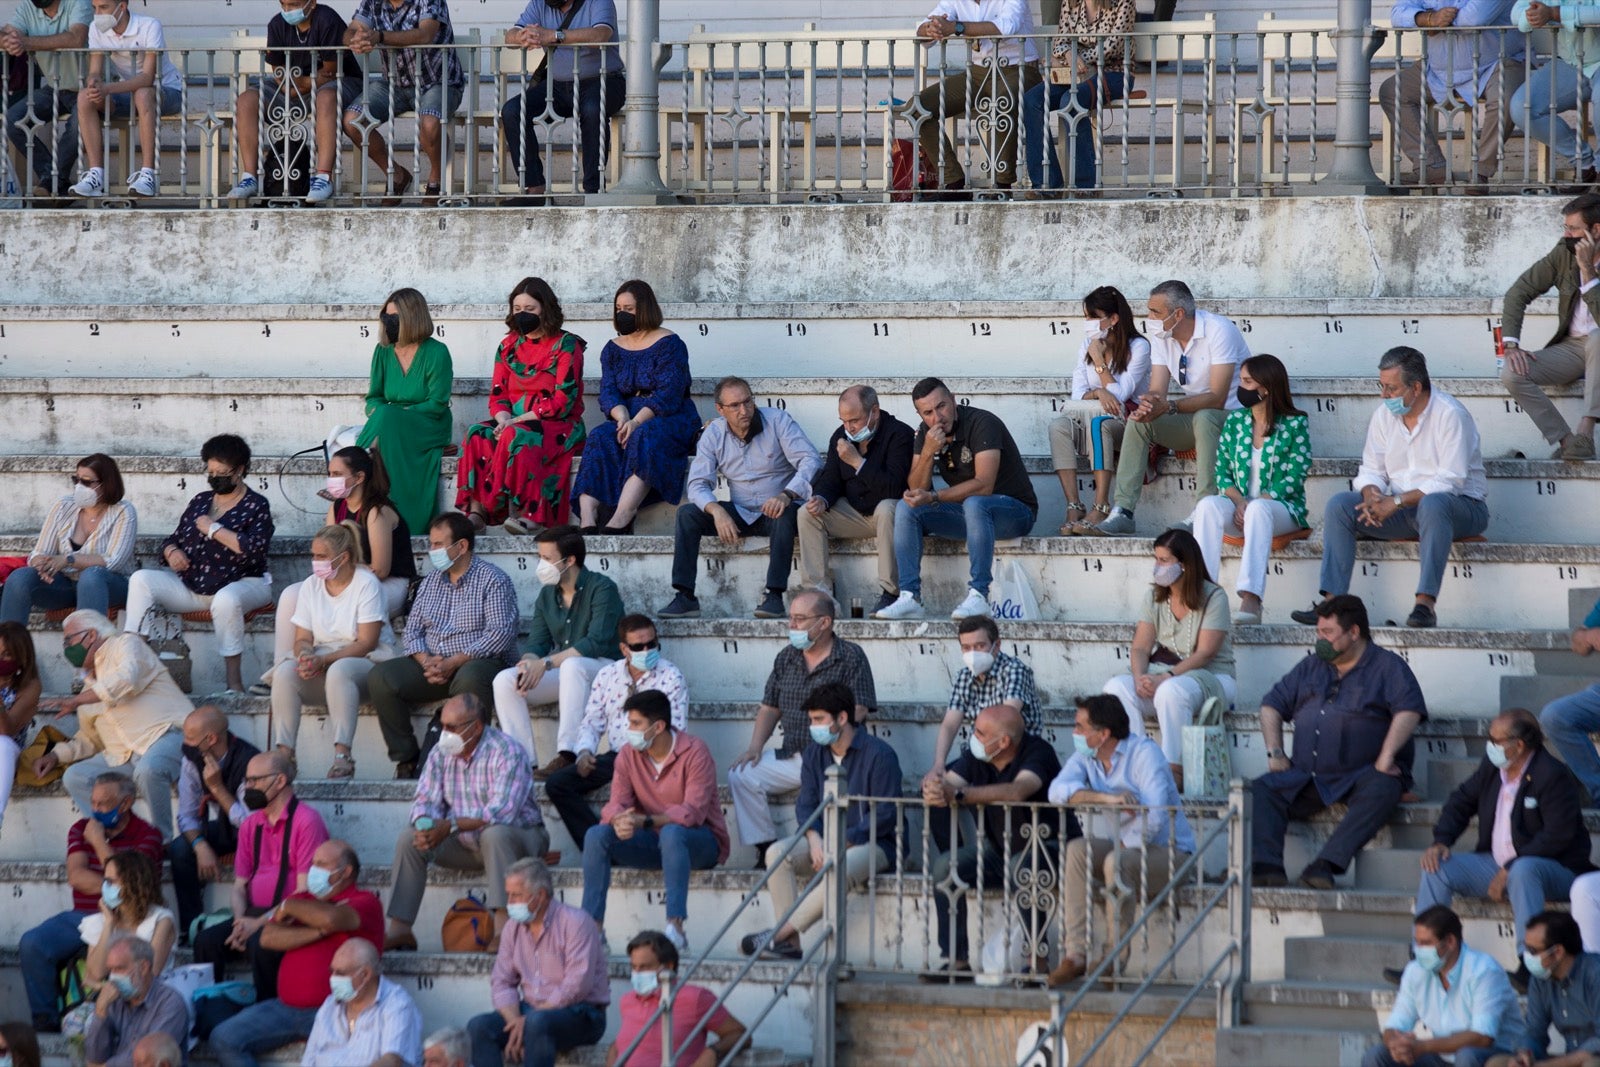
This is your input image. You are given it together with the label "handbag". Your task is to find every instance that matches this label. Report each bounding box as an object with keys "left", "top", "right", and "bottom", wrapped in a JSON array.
[
  {"left": 15, "top": 724, "right": 69, "bottom": 788},
  {"left": 987, "top": 558, "right": 1040, "bottom": 622},
  {"left": 441, "top": 891, "right": 495, "bottom": 953},
  {"left": 1181, "top": 696, "right": 1228, "bottom": 798},
  {"left": 141, "top": 607, "right": 193, "bottom": 694}
]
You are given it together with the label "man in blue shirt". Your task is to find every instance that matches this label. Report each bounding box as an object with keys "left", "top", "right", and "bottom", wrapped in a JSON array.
[
  {"left": 739, "top": 682, "right": 901, "bottom": 961},
  {"left": 1540, "top": 591, "right": 1600, "bottom": 801},
  {"left": 1046, "top": 694, "right": 1194, "bottom": 987},
  {"left": 1252, "top": 595, "right": 1426, "bottom": 890},
  {"left": 1504, "top": 911, "right": 1600, "bottom": 1067}
]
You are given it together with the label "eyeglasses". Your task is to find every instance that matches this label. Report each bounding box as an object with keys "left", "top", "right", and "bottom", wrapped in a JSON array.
[
  {"left": 624, "top": 639, "right": 661, "bottom": 652},
  {"left": 718, "top": 396, "right": 756, "bottom": 410},
  {"left": 70, "top": 475, "right": 101, "bottom": 488},
  {"left": 788, "top": 613, "right": 822, "bottom": 626},
  {"left": 242, "top": 772, "right": 281, "bottom": 784}
]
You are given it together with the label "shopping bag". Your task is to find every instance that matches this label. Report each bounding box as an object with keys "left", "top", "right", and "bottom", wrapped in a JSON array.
[
  {"left": 1180, "top": 697, "right": 1228, "bottom": 798},
  {"left": 987, "top": 559, "right": 1040, "bottom": 622}
]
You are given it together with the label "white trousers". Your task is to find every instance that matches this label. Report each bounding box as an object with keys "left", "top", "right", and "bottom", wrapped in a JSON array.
[
  {"left": 270, "top": 654, "right": 385, "bottom": 752},
  {"left": 1571, "top": 871, "right": 1600, "bottom": 952},
  {"left": 124, "top": 568, "right": 273, "bottom": 657},
  {"left": 268, "top": 575, "right": 410, "bottom": 666},
  {"left": 727, "top": 751, "right": 804, "bottom": 846},
  {"left": 1187, "top": 495, "right": 1300, "bottom": 600},
  {"left": 491, "top": 657, "right": 605, "bottom": 763},
  {"left": 1103, "top": 672, "right": 1238, "bottom": 764},
  {"left": 0, "top": 733, "right": 18, "bottom": 832}
]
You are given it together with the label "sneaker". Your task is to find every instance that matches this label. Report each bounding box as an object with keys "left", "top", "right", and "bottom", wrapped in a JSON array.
[
  {"left": 753, "top": 591, "right": 785, "bottom": 619},
  {"left": 1290, "top": 601, "right": 1325, "bottom": 626},
  {"left": 246, "top": 682, "right": 272, "bottom": 697},
  {"left": 306, "top": 174, "right": 334, "bottom": 204},
  {"left": 1562, "top": 433, "right": 1596, "bottom": 461},
  {"left": 740, "top": 928, "right": 775, "bottom": 957},
  {"left": 664, "top": 924, "right": 689, "bottom": 954},
  {"left": 873, "top": 591, "right": 924, "bottom": 620},
  {"left": 128, "top": 167, "right": 158, "bottom": 197},
  {"left": 950, "top": 589, "right": 990, "bottom": 620},
  {"left": 872, "top": 591, "right": 899, "bottom": 615},
  {"left": 226, "top": 174, "right": 259, "bottom": 200},
  {"left": 1405, "top": 602, "right": 1437, "bottom": 629},
  {"left": 741, "top": 927, "right": 800, "bottom": 960},
  {"left": 69, "top": 167, "right": 105, "bottom": 198},
  {"left": 1093, "top": 509, "right": 1136, "bottom": 536},
  {"left": 658, "top": 592, "right": 701, "bottom": 619},
  {"left": 1297, "top": 860, "right": 1337, "bottom": 891}
]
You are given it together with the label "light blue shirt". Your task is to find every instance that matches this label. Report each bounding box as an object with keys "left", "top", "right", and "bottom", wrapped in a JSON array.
[
  {"left": 1047, "top": 735, "right": 1197, "bottom": 853},
  {"left": 515, "top": 0, "right": 624, "bottom": 81},
  {"left": 8, "top": 0, "right": 92, "bottom": 88},
  {"left": 1385, "top": 943, "right": 1523, "bottom": 1048},
  {"left": 1514, "top": 0, "right": 1600, "bottom": 75},
  {"left": 1391, "top": 0, "right": 1524, "bottom": 102},
  {"left": 685, "top": 407, "right": 820, "bottom": 523},
  {"left": 301, "top": 978, "right": 423, "bottom": 1067}
]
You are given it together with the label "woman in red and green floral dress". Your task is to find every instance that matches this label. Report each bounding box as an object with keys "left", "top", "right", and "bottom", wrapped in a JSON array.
[{"left": 455, "top": 277, "right": 587, "bottom": 534}]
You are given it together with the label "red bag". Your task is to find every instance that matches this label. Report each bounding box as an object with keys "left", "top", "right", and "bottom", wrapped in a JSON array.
[
  {"left": 0, "top": 557, "right": 28, "bottom": 586},
  {"left": 890, "top": 138, "right": 938, "bottom": 202}
]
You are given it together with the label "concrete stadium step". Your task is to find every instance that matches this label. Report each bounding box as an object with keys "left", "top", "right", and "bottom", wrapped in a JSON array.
[
  {"left": 1242, "top": 979, "right": 1393, "bottom": 1031},
  {"left": 1283, "top": 935, "right": 1412, "bottom": 983},
  {"left": 1214, "top": 1024, "right": 1374, "bottom": 1067},
  {"left": 0, "top": 298, "right": 1552, "bottom": 379}
]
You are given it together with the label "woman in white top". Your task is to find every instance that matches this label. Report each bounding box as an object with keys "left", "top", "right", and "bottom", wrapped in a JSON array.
[
  {"left": 1048, "top": 287, "right": 1152, "bottom": 534},
  {"left": 1, "top": 454, "right": 137, "bottom": 626},
  {"left": 0, "top": 623, "right": 41, "bottom": 833},
  {"left": 80, "top": 850, "right": 176, "bottom": 982},
  {"left": 270, "top": 523, "right": 395, "bottom": 778}
]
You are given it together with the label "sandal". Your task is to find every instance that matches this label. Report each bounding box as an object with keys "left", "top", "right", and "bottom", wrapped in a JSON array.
[
  {"left": 1058, "top": 502, "right": 1087, "bottom": 536},
  {"left": 502, "top": 516, "right": 543, "bottom": 537},
  {"left": 327, "top": 752, "right": 355, "bottom": 779}
]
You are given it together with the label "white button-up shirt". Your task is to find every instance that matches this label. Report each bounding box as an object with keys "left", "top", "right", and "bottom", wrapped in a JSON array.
[
  {"left": 1150, "top": 308, "right": 1250, "bottom": 407},
  {"left": 301, "top": 978, "right": 422, "bottom": 1067},
  {"left": 575, "top": 657, "right": 690, "bottom": 756},
  {"left": 1385, "top": 943, "right": 1523, "bottom": 1048},
  {"left": 1353, "top": 390, "right": 1489, "bottom": 500},
  {"left": 926, "top": 0, "right": 1039, "bottom": 65},
  {"left": 1070, "top": 334, "right": 1153, "bottom": 406}
]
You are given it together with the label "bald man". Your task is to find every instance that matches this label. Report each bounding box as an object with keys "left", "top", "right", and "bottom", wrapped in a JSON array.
[
  {"left": 132, "top": 1031, "right": 182, "bottom": 1067},
  {"left": 301, "top": 939, "right": 422, "bottom": 1067},
  {"left": 920, "top": 704, "right": 1074, "bottom": 981},
  {"left": 170, "top": 704, "right": 260, "bottom": 943},
  {"left": 797, "top": 385, "right": 915, "bottom": 614}
]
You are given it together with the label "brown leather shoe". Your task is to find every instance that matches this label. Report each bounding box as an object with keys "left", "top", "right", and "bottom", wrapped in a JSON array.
[
  {"left": 532, "top": 753, "right": 574, "bottom": 781},
  {"left": 1046, "top": 956, "right": 1087, "bottom": 988}
]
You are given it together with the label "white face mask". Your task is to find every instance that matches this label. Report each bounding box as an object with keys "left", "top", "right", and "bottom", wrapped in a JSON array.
[
  {"left": 535, "top": 559, "right": 564, "bottom": 587},
  {"left": 435, "top": 729, "right": 468, "bottom": 758},
  {"left": 92, "top": 6, "right": 121, "bottom": 33},
  {"left": 72, "top": 482, "right": 99, "bottom": 508},
  {"left": 1145, "top": 314, "right": 1172, "bottom": 341},
  {"left": 963, "top": 650, "right": 995, "bottom": 676},
  {"left": 1081, "top": 319, "right": 1106, "bottom": 342}
]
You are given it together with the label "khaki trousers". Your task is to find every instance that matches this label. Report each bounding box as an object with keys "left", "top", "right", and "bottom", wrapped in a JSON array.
[
  {"left": 1062, "top": 836, "right": 1185, "bottom": 962},
  {"left": 914, "top": 62, "right": 1043, "bottom": 188},
  {"left": 796, "top": 497, "right": 898, "bottom": 596},
  {"left": 765, "top": 835, "right": 889, "bottom": 935},
  {"left": 1378, "top": 60, "right": 1523, "bottom": 179},
  {"left": 1499, "top": 331, "right": 1600, "bottom": 444},
  {"left": 1113, "top": 408, "right": 1228, "bottom": 511},
  {"left": 387, "top": 822, "right": 551, "bottom": 922}
]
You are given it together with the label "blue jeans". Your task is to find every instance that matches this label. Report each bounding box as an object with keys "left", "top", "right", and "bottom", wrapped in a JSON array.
[
  {"left": 1317, "top": 490, "right": 1489, "bottom": 601},
  {"left": 1542, "top": 682, "right": 1600, "bottom": 801},
  {"left": 502, "top": 72, "right": 627, "bottom": 193},
  {"left": 1510, "top": 58, "right": 1600, "bottom": 170},
  {"left": 105, "top": 86, "right": 184, "bottom": 120},
  {"left": 5, "top": 88, "right": 78, "bottom": 193},
  {"left": 1362, "top": 1046, "right": 1507, "bottom": 1067},
  {"left": 20, "top": 909, "right": 92, "bottom": 1022},
  {"left": 893, "top": 495, "right": 1035, "bottom": 598},
  {"left": 581, "top": 822, "right": 721, "bottom": 925},
  {"left": 1021, "top": 73, "right": 1130, "bottom": 189},
  {"left": 466, "top": 1001, "right": 607, "bottom": 1067},
  {"left": 210, "top": 997, "right": 321, "bottom": 1067},
  {"left": 1416, "top": 850, "right": 1575, "bottom": 951},
  {"left": 0, "top": 565, "right": 129, "bottom": 625}
]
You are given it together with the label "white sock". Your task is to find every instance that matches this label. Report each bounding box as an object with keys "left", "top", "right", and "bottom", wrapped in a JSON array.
[{"left": 241, "top": 171, "right": 256, "bottom": 182}]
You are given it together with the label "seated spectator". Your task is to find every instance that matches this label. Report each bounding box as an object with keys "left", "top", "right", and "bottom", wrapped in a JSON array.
[
  {"left": 1022, "top": 0, "right": 1136, "bottom": 194},
  {"left": 920, "top": 704, "right": 1071, "bottom": 981},
  {"left": 614, "top": 929, "right": 747, "bottom": 1067},
  {"left": 0, "top": 1023, "right": 40, "bottom": 1067},
  {"left": 1510, "top": 0, "right": 1600, "bottom": 188},
  {"left": 1487, "top": 911, "right": 1600, "bottom": 1067},
  {"left": 124, "top": 433, "right": 275, "bottom": 694},
  {"left": 1185, "top": 354, "right": 1313, "bottom": 624},
  {"left": 0, "top": 622, "right": 41, "bottom": 831},
  {"left": 742, "top": 682, "right": 902, "bottom": 961},
  {"left": 1368, "top": 905, "right": 1523, "bottom": 1067},
  {"left": 211, "top": 839, "right": 384, "bottom": 1067},
  {"left": 368, "top": 512, "right": 519, "bottom": 778},
  {"left": 169, "top": 705, "right": 258, "bottom": 945},
  {"left": 19, "top": 771, "right": 163, "bottom": 1033},
  {"left": 798, "top": 385, "right": 915, "bottom": 615},
  {"left": 909, "top": 0, "right": 1039, "bottom": 196},
  {"left": 67, "top": 0, "right": 183, "bottom": 199},
  {"left": 1098, "top": 280, "right": 1249, "bottom": 536},
  {"left": 299, "top": 938, "right": 422, "bottom": 1067},
  {"left": 422, "top": 1029, "right": 468, "bottom": 1067},
  {"left": 1293, "top": 346, "right": 1488, "bottom": 630},
  {"left": 876, "top": 377, "right": 1039, "bottom": 620},
  {"left": 660, "top": 375, "right": 819, "bottom": 620},
  {"left": 81, "top": 850, "right": 176, "bottom": 988},
  {"left": 1, "top": 0, "right": 90, "bottom": 197},
  {"left": 384, "top": 694, "right": 546, "bottom": 953},
  {"left": 492, "top": 525, "right": 622, "bottom": 776},
  {"left": 131, "top": 1032, "right": 179, "bottom": 1067},
  {"left": 543, "top": 614, "right": 687, "bottom": 846},
  {"left": 466, "top": 857, "right": 609, "bottom": 1067},
  {"left": 342, "top": 0, "right": 466, "bottom": 201},
  {"left": 581, "top": 690, "right": 730, "bottom": 952},
  {"left": 457, "top": 278, "right": 587, "bottom": 534},
  {"left": 193, "top": 751, "right": 329, "bottom": 992},
  {"left": 1499, "top": 194, "right": 1600, "bottom": 462},
  {"left": 1380, "top": 0, "right": 1523, "bottom": 189},
  {"left": 1541, "top": 589, "right": 1600, "bottom": 801},
  {"left": 224, "top": 0, "right": 364, "bottom": 204},
  {"left": 729, "top": 591, "right": 875, "bottom": 862},
  {"left": 35, "top": 610, "right": 188, "bottom": 839},
  {"left": 83, "top": 938, "right": 189, "bottom": 1067},
  {"left": 1050, "top": 287, "right": 1151, "bottom": 534},
  {"left": 1252, "top": 595, "right": 1426, "bottom": 890},
  {"left": 1047, "top": 694, "right": 1193, "bottom": 987},
  {"left": 574, "top": 280, "right": 701, "bottom": 535},
  {"left": 502, "top": 0, "right": 626, "bottom": 198},
  {"left": 1398, "top": 708, "right": 1590, "bottom": 992},
  {"left": 357, "top": 289, "right": 454, "bottom": 536},
  {"left": 1101, "top": 529, "right": 1235, "bottom": 790},
  {"left": 269, "top": 524, "right": 397, "bottom": 778},
  {"left": 2, "top": 453, "right": 136, "bottom": 626}
]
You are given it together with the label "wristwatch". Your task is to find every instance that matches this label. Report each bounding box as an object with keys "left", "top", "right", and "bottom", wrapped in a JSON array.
[
  {"left": 953, "top": 788, "right": 967, "bottom": 806},
  {"left": 1390, "top": 494, "right": 1404, "bottom": 509},
  {"left": 642, "top": 815, "right": 655, "bottom": 830},
  {"left": 447, "top": 816, "right": 459, "bottom": 836},
  {"left": 1267, "top": 747, "right": 1286, "bottom": 760},
  {"left": 555, "top": 29, "right": 566, "bottom": 43},
  {"left": 954, "top": 21, "right": 967, "bottom": 35}
]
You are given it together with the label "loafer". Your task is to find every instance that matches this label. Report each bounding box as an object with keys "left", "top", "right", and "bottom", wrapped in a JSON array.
[
  {"left": 1290, "top": 602, "right": 1324, "bottom": 626},
  {"left": 659, "top": 592, "right": 701, "bottom": 619},
  {"left": 753, "top": 591, "right": 786, "bottom": 619},
  {"left": 1405, "top": 602, "right": 1437, "bottom": 629},
  {"left": 1046, "top": 956, "right": 1086, "bottom": 988},
  {"left": 384, "top": 931, "right": 419, "bottom": 952},
  {"left": 1297, "top": 861, "right": 1337, "bottom": 891},
  {"left": 532, "top": 753, "right": 574, "bottom": 782},
  {"left": 394, "top": 760, "right": 418, "bottom": 780}
]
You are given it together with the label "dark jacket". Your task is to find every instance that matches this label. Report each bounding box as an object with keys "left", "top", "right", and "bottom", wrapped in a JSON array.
[
  {"left": 1433, "top": 746, "right": 1593, "bottom": 874},
  {"left": 1502, "top": 240, "right": 1600, "bottom": 347},
  {"left": 810, "top": 410, "right": 914, "bottom": 516}
]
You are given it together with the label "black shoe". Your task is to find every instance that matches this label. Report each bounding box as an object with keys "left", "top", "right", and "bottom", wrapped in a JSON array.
[
  {"left": 659, "top": 592, "right": 701, "bottom": 619},
  {"left": 749, "top": 842, "right": 774, "bottom": 869},
  {"left": 753, "top": 591, "right": 786, "bottom": 619},
  {"left": 1297, "top": 861, "right": 1337, "bottom": 891},
  {"left": 579, "top": 525, "right": 600, "bottom": 535},
  {"left": 599, "top": 518, "right": 635, "bottom": 536},
  {"left": 1251, "top": 866, "right": 1289, "bottom": 888},
  {"left": 1290, "top": 601, "right": 1324, "bottom": 626},
  {"left": 503, "top": 194, "right": 549, "bottom": 207},
  {"left": 918, "top": 961, "right": 972, "bottom": 983},
  {"left": 873, "top": 591, "right": 899, "bottom": 614},
  {"left": 1382, "top": 966, "right": 1406, "bottom": 986},
  {"left": 1405, "top": 602, "right": 1437, "bottom": 629},
  {"left": 33, "top": 1014, "right": 61, "bottom": 1035},
  {"left": 394, "top": 760, "right": 418, "bottom": 780},
  {"left": 1507, "top": 964, "right": 1531, "bottom": 995}
]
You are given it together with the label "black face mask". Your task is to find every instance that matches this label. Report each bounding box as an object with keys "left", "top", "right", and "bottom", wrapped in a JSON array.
[
  {"left": 511, "top": 311, "right": 541, "bottom": 336},
  {"left": 1565, "top": 236, "right": 1582, "bottom": 252},
  {"left": 614, "top": 311, "right": 637, "bottom": 336},
  {"left": 208, "top": 474, "right": 238, "bottom": 494},
  {"left": 242, "top": 788, "right": 269, "bottom": 811},
  {"left": 380, "top": 312, "right": 401, "bottom": 345},
  {"left": 1235, "top": 386, "right": 1263, "bottom": 408}
]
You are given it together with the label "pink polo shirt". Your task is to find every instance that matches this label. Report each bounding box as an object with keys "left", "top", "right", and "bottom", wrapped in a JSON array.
[{"left": 614, "top": 985, "right": 732, "bottom": 1067}]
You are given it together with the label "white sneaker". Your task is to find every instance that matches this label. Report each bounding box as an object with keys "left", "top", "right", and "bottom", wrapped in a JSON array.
[
  {"left": 128, "top": 167, "right": 158, "bottom": 197},
  {"left": 69, "top": 167, "right": 105, "bottom": 198},
  {"left": 950, "top": 589, "right": 990, "bottom": 619},
  {"left": 226, "top": 174, "right": 259, "bottom": 200},
  {"left": 873, "top": 591, "right": 924, "bottom": 620},
  {"left": 306, "top": 174, "right": 333, "bottom": 203},
  {"left": 664, "top": 924, "right": 689, "bottom": 954}
]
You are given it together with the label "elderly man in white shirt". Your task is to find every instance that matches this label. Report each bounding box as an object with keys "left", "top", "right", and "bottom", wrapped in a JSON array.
[
  {"left": 1294, "top": 346, "right": 1489, "bottom": 630},
  {"left": 301, "top": 937, "right": 421, "bottom": 1067},
  {"left": 909, "top": 0, "right": 1040, "bottom": 195}
]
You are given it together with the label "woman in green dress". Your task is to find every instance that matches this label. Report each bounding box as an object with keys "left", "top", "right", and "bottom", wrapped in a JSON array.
[{"left": 358, "top": 287, "right": 454, "bottom": 535}]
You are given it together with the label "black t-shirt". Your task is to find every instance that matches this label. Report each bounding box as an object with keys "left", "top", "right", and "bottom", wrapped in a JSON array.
[
  {"left": 915, "top": 404, "right": 1038, "bottom": 515},
  {"left": 948, "top": 732, "right": 1072, "bottom": 854},
  {"left": 267, "top": 6, "right": 364, "bottom": 82}
]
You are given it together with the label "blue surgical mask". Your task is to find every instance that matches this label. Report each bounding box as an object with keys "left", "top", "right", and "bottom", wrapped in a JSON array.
[
  {"left": 307, "top": 866, "right": 335, "bottom": 899},
  {"left": 1072, "top": 734, "right": 1094, "bottom": 758},
  {"left": 1524, "top": 948, "right": 1552, "bottom": 981},
  {"left": 630, "top": 649, "right": 660, "bottom": 673},
  {"left": 428, "top": 545, "right": 457, "bottom": 571},
  {"left": 626, "top": 728, "right": 651, "bottom": 751},
  {"left": 1414, "top": 944, "right": 1444, "bottom": 974},
  {"left": 1486, "top": 742, "right": 1511, "bottom": 769},
  {"left": 788, "top": 628, "right": 813, "bottom": 651},
  {"left": 845, "top": 422, "right": 875, "bottom": 444},
  {"left": 329, "top": 975, "right": 358, "bottom": 1002},
  {"left": 810, "top": 724, "right": 839, "bottom": 747},
  {"left": 1, "top": 1052, "right": 14, "bottom": 1067},
  {"left": 969, "top": 734, "right": 992, "bottom": 763},
  {"left": 92, "top": 808, "right": 122, "bottom": 831},
  {"left": 1383, "top": 395, "right": 1409, "bottom": 417},
  {"left": 631, "top": 970, "right": 661, "bottom": 997},
  {"left": 507, "top": 902, "right": 532, "bottom": 924},
  {"left": 281, "top": 6, "right": 309, "bottom": 26},
  {"left": 109, "top": 972, "right": 137, "bottom": 998},
  {"left": 101, "top": 880, "right": 123, "bottom": 909}
]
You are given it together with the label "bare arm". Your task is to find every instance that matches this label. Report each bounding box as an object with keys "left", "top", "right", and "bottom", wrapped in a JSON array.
[{"left": 933, "top": 449, "right": 1000, "bottom": 504}]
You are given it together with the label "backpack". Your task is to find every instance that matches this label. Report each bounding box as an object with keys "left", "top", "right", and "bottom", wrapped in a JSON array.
[{"left": 441, "top": 892, "right": 494, "bottom": 953}]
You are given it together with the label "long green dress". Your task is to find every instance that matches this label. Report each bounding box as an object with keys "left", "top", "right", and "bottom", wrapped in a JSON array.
[{"left": 358, "top": 336, "right": 454, "bottom": 535}]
